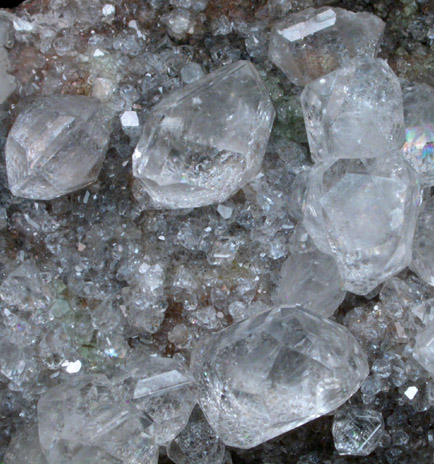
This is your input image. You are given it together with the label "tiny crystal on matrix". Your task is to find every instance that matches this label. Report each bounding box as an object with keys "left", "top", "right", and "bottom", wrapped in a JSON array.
[
  {"left": 132, "top": 60, "right": 275, "bottom": 209},
  {"left": 191, "top": 306, "right": 368, "bottom": 449},
  {"left": 268, "top": 7, "right": 385, "bottom": 85}
]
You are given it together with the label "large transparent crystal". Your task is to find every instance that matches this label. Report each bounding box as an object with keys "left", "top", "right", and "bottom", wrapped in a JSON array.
[
  {"left": 300, "top": 57, "right": 404, "bottom": 162},
  {"left": 37, "top": 374, "right": 158, "bottom": 464},
  {"left": 190, "top": 306, "right": 368, "bottom": 449},
  {"left": 6, "top": 95, "right": 111, "bottom": 200},
  {"left": 4, "top": 425, "right": 46, "bottom": 464},
  {"left": 332, "top": 406, "right": 384, "bottom": 456},
  {"left": 132, "top": 60, "right": 275, "bottom": 209},
  {"left": 402, "top": 81, "right": 434, "bottom": 186},
  {"left": 303, "top": 154, "right": 421, "bottom": 295},
  {"left": 268, "top": 7, "right": 385, "bottom": 86}
]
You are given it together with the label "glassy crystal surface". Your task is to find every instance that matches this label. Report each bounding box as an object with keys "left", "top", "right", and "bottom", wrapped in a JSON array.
[
  {"left": 6, "top": 95, "right": 111, "bottom": 200},
  {"left": 303, "top": 154, "right": 421, "bottom": 295},
  {"left": 414, "top": 318, "right": 434, "bottom": 377},
  {"left": 4, "top": 425, "right": 46, "bottom": 464},
  {"left": 132, "top": 60, "right": 275, "bottom": 209},
  {"left": 37, "top": 374, "right": 157, "bottom": 464},
  {"left": 301, "top": 57, "right": 404, "bottom": 162},
  {"left": 333, "top": 406, "right": 384, "bottom": 456},
  {"left": 191, "top": 306, "right": 368, "bottom": 449},
  {"left": 268, "top": 7, "right": 385, "bottom": 85},
  {"left": 402, "top": 81, "right": 434, "bottom": 186},
  {"left": 273, "top": 248, "right": 345, "bottom": 317},
  {"left": 167, "top": 406, "right": 226, "bottom": 464}
]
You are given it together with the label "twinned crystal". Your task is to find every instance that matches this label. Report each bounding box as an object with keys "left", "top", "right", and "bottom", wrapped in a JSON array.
[
  {"left": 268, "top": 7, "right": 385, "bottom": 85},
  {"left": 191, "top": 306, "right": 368, "bottom": 449},
  {"left": 303, "top": 154, "right": 421, "bottom": 294},
  {"left": 6, "top": 95, "right": 111, "bottom": 200},
  {"left": 301, "top": 57, "right": 404, "bottom": 162},
  {"left": 132, "top": 60, "right": 275, "bottom": 209}
]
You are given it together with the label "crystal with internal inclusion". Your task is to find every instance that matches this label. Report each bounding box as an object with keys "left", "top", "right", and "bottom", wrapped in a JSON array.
[
  {"left": 132, "top": 60, "right": 275, "bottom": 209},
  {"left": 301, "top": 57, "right": 404, "bottom": 162},
  {"left": 6, "top": 95, "right": 110, "bottom": 200},
  {"left": 268, "top": 7, "right": 385, "bottom": 86},
  {"left": 303, "top": 154, "right": 421, "bottom": 295},
  {"left": 191, "top": 306, "right": 368, "bottom": 449}
]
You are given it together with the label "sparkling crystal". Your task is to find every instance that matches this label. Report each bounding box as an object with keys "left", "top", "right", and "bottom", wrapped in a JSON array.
[
  {"left": 273, "top": 248, "right": 345, "bottom": 317},
  {"left": 333, "top": 406, "right": 384, "bottom": 456},
  {"left": 191, "top": 306, "right": 368, "bottom": 448},
  {"left": 303, "top": 154, "right": 421, "bottom": 295},
  {"left": 401, "top": 81, "right": 434, "bottom": 186},
  {"left": 268, "top": 7, "right": 385, "bottom": 86},
  {"left": 167, "top": 405, "right": 226, "bottom": 464},
  {"left": 300, "top": 57, "right": 404, "bottom": 162},
  {"left": 6, "top": 95, "right": 111, "bottom": 200},
  {"left": 132, "top": 60, "right": 275, "bottom": 209}
]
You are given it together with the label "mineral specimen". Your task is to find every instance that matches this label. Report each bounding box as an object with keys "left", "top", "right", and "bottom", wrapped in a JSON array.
[
  {"left": 6, "top": 95, "right": 111, "bottom": 200},
  {"left": 414, "top": 318, "right": 434, "bottom": 377},
  {"left": 132, "top": 60, "right": 275, "bottom": 209},
  {"left": 268, "top": 7, "right": 385, "bottom": 85},
  {"left": 301, "top": 57, "right": 404, "bottom": 162},
  {"left": 303, "top": 154, "right": 421, "bottom": 294},
  {"left": 4, "top": 425, "right": 46, "bottom": 464},
  {"left": 190, "top": 306, "right": 368, "bottom": 448}
]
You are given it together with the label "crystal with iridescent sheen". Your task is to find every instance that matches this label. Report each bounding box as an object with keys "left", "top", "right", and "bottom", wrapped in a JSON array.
[
  {"left": 132, "top": 60, "right": 275, "bottom": 209},
  {"left": 301, "top": 57, "right": 404, "bottom": 162},
  {"left": 191, "top": 306, "right": 368, "bottom": 449},
  {"left": 268, "top": 7, "right": 385, "bottom": 86},
  {"left": 303, "top": 154, "right": 421, "bottom": 295}
]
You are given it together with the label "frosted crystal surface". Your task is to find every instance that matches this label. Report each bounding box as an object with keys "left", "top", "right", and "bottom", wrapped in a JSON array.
[
  {"left": 301, "top": 57, "right": 404, "bottom": 162},
  {"left": 191, "top": 306, "right": 368, "bottom": 449},
  {"left": 333, "top": 406, "right": 384, "bottom": 456},
  {"left": 273, "top": 248, "right": 345, "bottom": 317},
  {"left": 268, "top": 7, "right": 385, "bottom": 85},
  {"left": 402, "top": 81, "right": 434, "bottom": 186},
  {"left": 303, "top": 154, "right": 421, "bottom": 294},
  {"left": 132, "top": 60, "right": 275, "bottom": 209},
  {"left": 6, "top": 95, "right": 110, "bottom": 200}
]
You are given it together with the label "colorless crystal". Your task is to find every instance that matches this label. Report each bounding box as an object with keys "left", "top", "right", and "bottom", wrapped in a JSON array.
[
  {"left": 181, "top": 62, "right": 205, "bottom": 84},
  {"left": 6, "top": 95, "right": 111, "bottom": 200},
  {"left": 4, "top": 425, "right": 46, "bottom": 464},
  {"left": 191, "top": 306, "right": 368, "bottom": 448},
  {"left": 333, "top": 406, "right": 384, "bottom": 456},
  {"left": 132, "top": 61, "right": 275, "bottom": 209},
  {"left": 301, "top": 57, "right": 404, "bottom": 162},
  {"left": 303, "top": 154, "right": 421, "bottom": 295},
  {"left": 268, "top": 7, "right": 385, "bottom": 86},
  {"left": 414, "top": 318, "right": 434, "bottom": 377},
  {"left": 273, "top": 248, "right": 345, "bottom": 317},
  {"left": 402, "top": 81, "right": 434, "bottom": 186}
]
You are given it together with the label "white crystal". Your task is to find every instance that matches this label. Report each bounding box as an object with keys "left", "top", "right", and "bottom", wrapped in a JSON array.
[
  {"left": 121, "top": 110, "right": 139, "bottom": 127},
  {"left": 191, "top": 306, "right": 368, "bottom": 448},
  {"left": 404, "top": 385, "right": 418, "bottom": 400},
  {"left": 216, "top": 204, "right": 233, "bottom": 219},
  {"left": 132, "top": 61, "right": 275, "bottom": 208},
  {"left": 268, "top": 7, "right": 385, "bottom": 85},
  {"left": 102, "top": 4, "right": 115, "bottom": 16}
]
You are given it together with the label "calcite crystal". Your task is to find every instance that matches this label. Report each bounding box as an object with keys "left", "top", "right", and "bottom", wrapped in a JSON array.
[
  {"left": 268, "top": 7, "right": 385, "bottom": 86},
  {"left": 301, "top": 57, "right": 404, "bottom": 162},
  {"left": 191, "top": 306, "right": 368, "bottom": 449},
  {"left": 303, "top": 154, "right": 421, "bottom": 294},
  {"left": 6, "top": 95, "right": 110, "bottom": 200},
  {"left": 132, "top": 60, "right": 275, "bottom": 209}
]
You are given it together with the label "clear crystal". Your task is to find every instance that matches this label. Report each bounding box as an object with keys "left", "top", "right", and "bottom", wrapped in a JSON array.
[
  {"left": 4, "top": 425, "right": 46, "bottom": 464},
  {"left": 132, "top": 60, "right": 275, "bottom": 209},
  {"left": 333, "top": 406, "right": 384, "bottom": 456},
  {"left": 301, "top": 57, "right": 404, "bottom": 162},
  {"left": 272, "top": 248, "right": 346, "bottom": 317},
  {"left": 303, "top": 154, "right": 421, "bottom": 295},
  {"left": 6, "top": 95, "right": 111, "bottom": 200},
  {"left": 268, "top": 7, "right": 385, "bottom": 85},
  {"left": 414, "top": 318, "right": 434, "bottom": 377},
  {"left": 191, "top": 306, "right": 368, "bottom": 449},
  {"left": 401, "top": 81, "right": 434, "bottom": 186}
]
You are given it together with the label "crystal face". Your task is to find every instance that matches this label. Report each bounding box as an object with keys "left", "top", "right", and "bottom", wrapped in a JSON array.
[
  {"left": 414, "top": 317, "right": 434, "bottom": 377},
  {"left": 190, "top": 306, "right": 368, "bottom": 449},
  {"left": 132, "top": 60, "right": 275, "bottom": 209},
  {"left": 6, "top": 95, "right": 111, "bottom": 200},
  {"left": 301, "top": 57, "right": 404, "bottom": 162},
  {"left": 332, "top": 406, "right": 384, "bottom": 456},
  {"left": 303, "top": 154, "right": 421, "bottom": 295},
  {"left": 268, "top": 7, "right": 385, "bottom": 86},
  {"left": 401, "top": 81, "right": 434, "bottom": 186}
]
